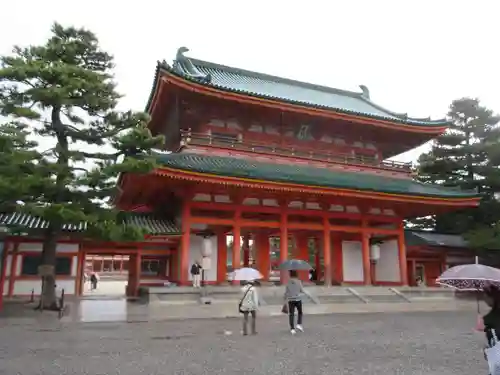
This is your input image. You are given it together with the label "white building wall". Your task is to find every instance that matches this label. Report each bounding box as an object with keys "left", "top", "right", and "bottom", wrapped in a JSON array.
[
  {"left": 187, "top": 235, "right": 218, "bottom": 282},
  {"left": 6, "top": 241, "right": 79, "bottom": 296},
  {"left": 342, "top": 241, "right": 364, "bottom": 282},
  {"left": 374, "top": 240, "right": 400, "bottom": 282}
]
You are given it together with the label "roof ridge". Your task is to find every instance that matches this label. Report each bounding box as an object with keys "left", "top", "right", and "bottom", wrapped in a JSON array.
[
  {"left": 188, "top": 56, "right": 365, "bottom": 100},
  {"left": 185, "top": 52, "right": 446, "bottom": 124}
]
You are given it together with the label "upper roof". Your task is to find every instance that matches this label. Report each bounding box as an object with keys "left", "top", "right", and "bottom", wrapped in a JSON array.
[
  {"left": 0, "top": 212, "right": 180, "bottom": 235},
  {"left": 405, "top": 230, "right": 469, "bottom": 248},
  {"left": 155, "top": 152, "right": 480, "bottom": 200},
  {"left": 149, "top": 47, "right": 450, "bottom": 128}
]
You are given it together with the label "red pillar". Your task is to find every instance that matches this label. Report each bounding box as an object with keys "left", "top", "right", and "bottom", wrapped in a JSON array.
[
  {"left": 232, "top": 226, "right": 241, "bottom": 284},
  {"left": 243, "top": 234, "right": 250, "bottom": 267},
  {"left": 361, "top": 231, "right": 372, "bottom": 285},
  {"left": 0, "top": 240, "right": 9, "bottom": 310},
  {"left": 323, "top": 216, "right": 332, "bottom": 286},
  {"left": 296, "top": 234, "right": 309, "bottom": 281},
  {"left": 216, "top": 232, "right": 227, "bottom": 284},
  {"left": 135, "top": 251, "right": 142, "bottom": 295},
  {"left": 280, "top": 209, "right": 288, "bottom": 285},
  {"left": 255, "top": 233, "right": 270, "bottom": 281},
  {"left": 314, "top": 237, "right": 322, "bottom": 281},
  {"left": 398, "top": 224, "right": 408, "bottom": 285},
  {"left": 8, "top": 243, "right": 19, "bottom": 297},
  {"left": 333, "top": 235, "right": 343, "bottom": 285},
  {"left": 180, "top": 201, "right": 191, "bottom": 286}
]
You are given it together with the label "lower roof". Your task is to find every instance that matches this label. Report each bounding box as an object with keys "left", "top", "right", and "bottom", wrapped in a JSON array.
[
  {"left": 0, "top": 212, "right": 180, "bottom": 236},
  {"left": 405, "top": 230, "right": 468, "bottom": 248},
  {"left": 155, "top": 153, "right": 480, "bottom": 200}
]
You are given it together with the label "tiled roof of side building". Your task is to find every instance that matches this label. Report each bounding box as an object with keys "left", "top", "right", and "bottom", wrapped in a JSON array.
[
  {"left": 156, "top": 153, "right": 480, "bottom": 199},
  {"left": 149, "top": 47, "right": 450, "bottom": 128},
  {"left": 405, "top": 230, "right": 469, "bottom": 248},
  {"left": 0, "top": 212, "right": 180, "bottom": 235}
]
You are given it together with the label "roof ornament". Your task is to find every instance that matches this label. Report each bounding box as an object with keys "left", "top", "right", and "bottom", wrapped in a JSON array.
[
  {"left": 173, "top": 46, "right": 211, "bottom": 83},
  {"left": 359, "top": 85, "right": 370, "bottom": 100}
]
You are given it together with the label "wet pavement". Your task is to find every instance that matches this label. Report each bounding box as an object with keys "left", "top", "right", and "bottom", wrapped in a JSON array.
[{"left": 0, "top": 311, "right": 488, "bottom": 374}]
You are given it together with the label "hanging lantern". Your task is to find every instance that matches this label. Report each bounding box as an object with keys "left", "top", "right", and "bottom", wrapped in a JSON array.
[
  {"left": 370, "top": 244, "right": 381, "bottom": 262},
  {"left": 201, "top": 237, "right": 213, "bottom": 258}
]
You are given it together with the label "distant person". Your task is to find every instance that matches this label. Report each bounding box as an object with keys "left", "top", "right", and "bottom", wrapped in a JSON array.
[
  {"left": 239, "top": 280, "right": 259, "bottom": 335},
  {"left": 284, "top": 270, "right": 311, "bottom": 335},
  {"left": 90, "top": 272, "right": 98, "bottom": 290},
  {"left": 191, "top": 261, "right": 202, "bottom": 288}
]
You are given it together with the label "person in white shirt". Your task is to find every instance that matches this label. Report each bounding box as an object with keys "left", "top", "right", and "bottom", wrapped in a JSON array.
[{"left": 239, "top": 280, "right": 259, "bottom": 335}]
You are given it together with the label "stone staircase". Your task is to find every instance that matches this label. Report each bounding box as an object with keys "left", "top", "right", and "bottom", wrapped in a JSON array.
[{"left": 144, "top": 285, "right": 457, "bottom": 307}]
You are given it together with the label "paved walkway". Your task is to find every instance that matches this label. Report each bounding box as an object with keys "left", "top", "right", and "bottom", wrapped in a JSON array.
[{"left": 0, "top": 311, "right": 488, "bottom": 374}]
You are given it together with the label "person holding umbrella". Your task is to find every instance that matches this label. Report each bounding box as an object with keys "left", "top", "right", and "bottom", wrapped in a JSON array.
[
  {"left": 436, "top": 264, "right": 500, "bottom": 373},
  {"left": 280, "top": 259, "right": 313, "bottom": 335},
  {"left": 234, "top": 267, "right": 262, "bottom": 336}
]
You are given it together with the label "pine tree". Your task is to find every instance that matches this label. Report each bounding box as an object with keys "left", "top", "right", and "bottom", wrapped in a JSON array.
[
  {"left": 411, "top": 98, "right": 500, "bottom": 235},
  {"left": 0, "top": 23, "right": 164, "bottom": 309},
  {"left": 0, "top": 122, "right": 41, "bottom": 212}
]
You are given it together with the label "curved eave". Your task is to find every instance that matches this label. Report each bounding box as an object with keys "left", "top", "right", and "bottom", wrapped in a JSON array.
[
  {"left": 152, "top": 167, "right": 481, "bottom": 206},
  {"left": 156, "top": 65, "right": 449, "bottom": 134}
]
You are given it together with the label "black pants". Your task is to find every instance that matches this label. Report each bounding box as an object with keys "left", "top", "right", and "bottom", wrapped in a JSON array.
[
  {"left": 288, "top": 300, "right": 303, "bottom": 329},
  {"left": 243, "top": 310, "right": 257, "bottom": 335}
]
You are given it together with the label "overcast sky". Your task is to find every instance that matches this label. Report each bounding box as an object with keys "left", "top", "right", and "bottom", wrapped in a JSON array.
[{"left": 1, "top": 0, "right": 498, "bottom": 162}]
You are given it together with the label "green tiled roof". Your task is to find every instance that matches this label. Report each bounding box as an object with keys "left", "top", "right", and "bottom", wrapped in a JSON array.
[
  {"left": 156, "top": 153, "right": 480, "bottom": 199},
  {"left": 0, "top": 212, "right": 180, "bottom": 235},
  {"left": 405, "top": 230, "right": 468, "bottom": 248},
  {"left": 151, "top": 47, "right": 449, "bottom": 128}
]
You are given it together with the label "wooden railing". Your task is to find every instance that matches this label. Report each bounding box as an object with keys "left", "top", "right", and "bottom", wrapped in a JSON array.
[{"left": 179, "top": 130, "right": 412, "bottom": 173}]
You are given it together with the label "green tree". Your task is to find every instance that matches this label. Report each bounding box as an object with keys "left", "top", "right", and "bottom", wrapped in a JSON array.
[
  {"left": 410, "top": 98, "right": 500, "bottom": 235},
  {"left": 0, "top": 122, "right": 41, "bottom": 212},
  {"left": 0, "top": 23, "right": 163, "bottom": 308}
]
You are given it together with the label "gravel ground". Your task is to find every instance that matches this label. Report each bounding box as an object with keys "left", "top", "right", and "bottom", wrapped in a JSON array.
[{"left": 0, "top": 311, "right": 487, "bottom": 375}]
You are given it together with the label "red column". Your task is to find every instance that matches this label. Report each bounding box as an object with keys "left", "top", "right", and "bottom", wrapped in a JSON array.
[
  {"left": 216, "top": 232, "right": 227, "bottom": 284},
  {"left": 296, "top": 234, "right": 309, "bottom": 281},
  {"left": 280, "top": 209, "right": 288, "bottom": 285},
  {"left": 243, "top": 234, "right": 250, "bottom": 267},
  {"left": 76, "top": 249, "right": 86, "bottom": 296},
  {"left": 135, "top": 251, "right": 142, "bottom": 295},
  {"left": 398, "top": 224, "right": 408, "bottom": 285},
  {"left": 180, "top": 201, "right": 191, "bottom": 286},
  {"left": 8, "top": 243, "right": 19, "bottom": 297},
  {"left": 232, "top": 226, "right": 241, "bottom": 284},
  {"left": 255, "top": 233, "right": 270, "bottom": 281},
  {"left": 323, "top": 216, "right": 332, "bottom": 286},
  {"left": 313, "top": 237, "right": 322, "bottom": 281},
  {"left": 361, "top": 231, "right": 372, "bottom": 285},
  {"left": 332, "top": 235, "right": 343, "bottom": 285},
  {"left": 0, "top": 240, "right": 9, "bottom": 310}
]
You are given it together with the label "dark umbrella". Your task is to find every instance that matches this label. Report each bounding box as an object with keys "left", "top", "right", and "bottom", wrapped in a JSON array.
[{"left": 279, "top": 259, "right": 312, "bottom": 271}]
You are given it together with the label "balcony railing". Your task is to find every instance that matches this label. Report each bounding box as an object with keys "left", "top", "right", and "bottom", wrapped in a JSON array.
[{"left": 179, "top": 130, "right": 412, "bottom": 173}]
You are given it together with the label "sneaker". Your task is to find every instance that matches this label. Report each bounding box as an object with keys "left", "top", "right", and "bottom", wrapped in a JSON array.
[
  {"left": 296, "top": 324, "right": 304, "bottom": 332},
  {"left": 290, "top": 329, "right": 296, "bottom": 335}
]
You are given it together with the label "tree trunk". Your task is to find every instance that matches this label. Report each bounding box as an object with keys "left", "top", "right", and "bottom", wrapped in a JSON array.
[{"left": 38, "top": 225, "right": 60, "bottom": 310}]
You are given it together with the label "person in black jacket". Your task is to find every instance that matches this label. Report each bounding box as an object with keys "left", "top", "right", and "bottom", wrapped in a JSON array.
[
  {"left": 190, "top": 262, "right": 202, "bottom": 288},
  {"left": 484, "top": 284, "right": 500, "bottom": 347}
]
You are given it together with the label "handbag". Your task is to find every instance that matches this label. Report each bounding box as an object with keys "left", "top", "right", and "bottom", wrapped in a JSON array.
[
  {"left": 281, "top": 302, "right": 288, "bottom": 314},
  {"left": 485, "top": 329, "right": 500, "bottom": 375},
  {"left": 238, "top": 286, "right": 252, "bottom": 314}
]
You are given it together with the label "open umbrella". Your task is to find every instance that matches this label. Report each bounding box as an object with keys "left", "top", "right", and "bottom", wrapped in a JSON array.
[
  {"left": 436, "top": 264, "right": 500, "bottom": 290},
  {"left": 232, "top": 267, "right": 263, "bottom": 281},
  {"left": 278, "top": 259, "right": 312, "bottom": 271}
]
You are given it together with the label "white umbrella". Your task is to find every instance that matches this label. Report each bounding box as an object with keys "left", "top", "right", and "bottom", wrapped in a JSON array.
[
  {"left": 436, "top": 264, "right": 500, "bottom": 290},
  {"left": 232, "top": 267, "right": 263, "bottom": 281}
]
